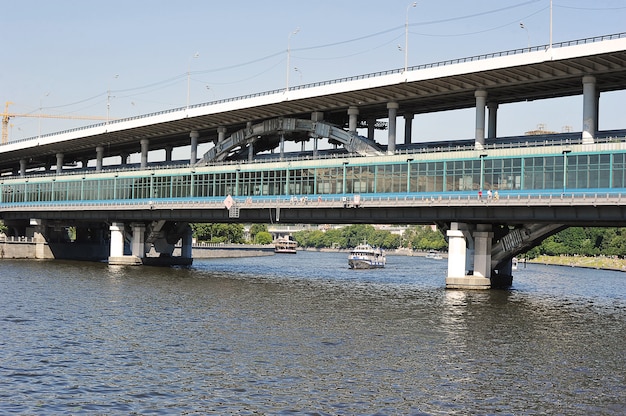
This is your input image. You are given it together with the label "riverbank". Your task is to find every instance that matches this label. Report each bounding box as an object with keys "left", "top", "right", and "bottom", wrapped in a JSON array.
[{"left": 529, "top": 255, "right": 626, "bottom": 272}]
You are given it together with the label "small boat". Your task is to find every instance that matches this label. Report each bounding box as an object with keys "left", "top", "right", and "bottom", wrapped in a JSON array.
[
  {"left": 348, "top": 243, "right": 386, "bottom": 269},
  {"left": 425, "top": 249, "right": 443, "bottom": 260},
  {"left": 274, "top": 236, "right": 297, "bottom": 254}
]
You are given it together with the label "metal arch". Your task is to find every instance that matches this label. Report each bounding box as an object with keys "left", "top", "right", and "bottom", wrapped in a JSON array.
[{"left": 196, "top": 117, "right": 383, "bottom": 164}]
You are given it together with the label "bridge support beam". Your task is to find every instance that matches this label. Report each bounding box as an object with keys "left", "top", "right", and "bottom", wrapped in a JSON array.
[
  {"left": 387, "top": 102, "right": 399, "bottom": 154},
  {"left": 487, "top": 101, "right": 498, "bottom": 139},
  {"left": 445, "top": 222, "right": 492, "bottom": 290},
  {"left": 474, "top": 89, "right": 487, "bottom": 149},
  {"left": 347, "top": 106, "right": 359, "bottom": 133},
  {"left": 404, "top": 112, "right": 414, "bottom": 144},
  {"left": 140, "top": 139, "right": 149, "bottom": 169},
  {"left": 582, "top": 75, "right": 597, "bottom": 144},
  {"left": 108, "top": 222, "right": 141, "bottom": 265},
  {"left": 190, "top": 130, "right": 199, "bottom": 164},
  {"left": 56, "top": 153, "right": 64, "bottom": 174},
  {"left": 96, "top": 146, "right": 104, "bottom": 171}
]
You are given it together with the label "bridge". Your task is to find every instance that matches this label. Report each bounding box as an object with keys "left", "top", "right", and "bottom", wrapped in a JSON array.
[{"left": 1, "top": 32, "right": 626, "bottom": 289}]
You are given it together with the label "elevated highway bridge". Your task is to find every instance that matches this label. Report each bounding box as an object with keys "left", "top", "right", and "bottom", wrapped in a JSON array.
[{"left": 2, "top": 32, "right": 626, "bottom": 289}]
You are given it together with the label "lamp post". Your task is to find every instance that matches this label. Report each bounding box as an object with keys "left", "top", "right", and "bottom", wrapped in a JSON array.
[
  {"left": 286, "top": 27, "right": 300, "bottom": 92},
  {"left": 107, "top": 74, "right": 119, "bottom": 124},
  {"left": 404, "top": 1, "right": 417, "bottom": 73},
  {"left": 520, "top": 22, "right": 530, "bottom": 51},
  {"left": 187, "top": 52, "right": 200, "bottom": 109},
  {"left": 38, "top": 91, "right": 50, "bottom": 137}
]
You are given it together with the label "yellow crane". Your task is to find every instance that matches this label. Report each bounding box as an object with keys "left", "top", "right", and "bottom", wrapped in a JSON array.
[{"left": 2, "top": 101, "right": 110, "bottom": 144}]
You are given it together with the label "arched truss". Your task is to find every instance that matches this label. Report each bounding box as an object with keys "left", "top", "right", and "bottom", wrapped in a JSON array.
[{"left": 196, "top": 118, "right": 383, "bottom": 164}]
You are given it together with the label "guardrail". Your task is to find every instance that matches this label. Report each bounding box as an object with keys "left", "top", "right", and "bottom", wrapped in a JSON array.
[{"left": 2, "top": 192, "right": 625, "bottom": 212}]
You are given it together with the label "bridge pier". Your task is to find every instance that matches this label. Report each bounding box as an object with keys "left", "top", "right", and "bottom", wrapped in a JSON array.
[
  {"left": 474, "top": 89, "right": 487, "bottom": 149},
  {"left": 445, "top": 222, "right": 493, "bottom": 290},
  {"left": 582, "top": 75, "right": 597, "bottom": 143},
  {"left": 387, "top": 101, "right": 399, "bottom": 154}
]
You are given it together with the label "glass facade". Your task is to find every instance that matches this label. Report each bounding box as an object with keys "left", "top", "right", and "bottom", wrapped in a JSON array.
[{"left": 2, "top": 151, "right": 626, "bottom": 205}]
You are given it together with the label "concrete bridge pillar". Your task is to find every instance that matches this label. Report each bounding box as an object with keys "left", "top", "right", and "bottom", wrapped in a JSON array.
[
  {"left": 140, "top": 139, "right": 150, "bottom": 168},
  {"left": 311, "top": 111, "right": 323, "bottom": 157},
  {"left": 55, "top": 153, "right": 64, "bottom": 174},
  {"left": 582, "top": 75, "right": 597, "bottom": 144},
  {"left": 217, "top": 126, "right": 227, "bottom": 143},
  {"left": 347, "top": 106, "right": 359, "bottom": 133},
  {"left": 120, "top": 152, "right": 129, "bottom": 166},
  {"left": 387, "top": 101, "right": 399, "bottom": 154},
  {"left": 487, "top": 101, "right": 498, "bottom": 139},
  {"left": 446, "top": 223, "right": 467, "bottom": 279},
  {"left": 404, "top": 112, "right": 414, "bottom": 144},
  {"left": 367, "top": 116, "right": 376, "bottom": 141},
  {"left": 130, "top": 222, "right": 146, "bottom": 259},
  {"left": 190, "top": 130, "right": 199, "bottom": 164},
  {"left": 474, "top": 89, "right": 488, "bottom": 149},
  {"left": 181, "top": 224, "right": 193, "bottom": 259},
  {"left": 19, "top": 159, "right": 26, "bottom": 177},
  {"left": 96, "top": 146, "right": 104, "bottom": 171},
  {"left": 109, "top": 222, "right": 125, "bottom": 258},
  {"left": 446, "top": 222, "right": 491, "bottom": 289},
  {"left": 164, "top": 145, "right": 173, "bottom": 162},
  {"left": 473, "top": 224, "right": 493, "bottom": 279}
]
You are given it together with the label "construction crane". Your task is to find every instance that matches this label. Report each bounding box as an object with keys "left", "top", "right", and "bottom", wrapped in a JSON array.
[{"left": 2, "top": 101, "right": 110, "bottom": 145}]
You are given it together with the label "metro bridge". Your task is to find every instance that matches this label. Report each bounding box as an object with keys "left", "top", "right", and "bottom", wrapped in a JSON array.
[{"left": 1, "top": 32, "right": 626, "bottom": 289}]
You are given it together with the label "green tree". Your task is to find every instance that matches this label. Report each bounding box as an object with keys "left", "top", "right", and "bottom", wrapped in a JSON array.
[
  {"left": 191, "top": 223, "right": 244, "bottom": 243},
  {"left": 249, "top": 224, "right": 268, "bottom": 242},
  {"left": 0, "top": 220, "right": 7, "bottom": 235},
  {"left": 254, "top": 231, "right": 273, "bottom": 244}
]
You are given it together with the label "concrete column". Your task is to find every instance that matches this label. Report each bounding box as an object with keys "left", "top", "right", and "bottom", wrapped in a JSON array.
[
  {"left": 404, "top": 113, "right": 414, "bottom": 144},
  {"left": 217, "top": 126, "right": 227, "bottom": 143},
  {"left": 366, "top": 117, "right": 376, "bottom": 141},
  {"left": 475, "top": 89, "right": 488, "bottom": 149},
  {"left": 347, "top": 106, "right": 359, "bottom": 133},
  {"left": 487, "top": 101, "right": 498, "bottom": 139},
  {"left": 472, "top": 225, "right": 493, "bottom": 279},
  {"left": 582, "top": 75, "right": 597, "bottom": 143},
  {"left": 387, "top": 102, "right": 399, "bottom": 154},
  {"left": 55, "top": 153, "right": 64, "bottom": 174},
  {"left": 130, "top": 222, "right": 146, "bottom": 259},
  {"left": 164, "top": 145, "right": 173, "bottom": 163},
  {"left": 109, "top": 222, "right": 125, "bottom": 258},
  {"left": 280, "top": 133, "right": 285, "bottom": 160},
  {"left": 96, "top": 146, "right": 104, "bottom": 171},
  {"left": 120, "top": 152, "right": 129, "bottom": 166},
  {"left": 446, "top": 223, "right": 467, "bottom": 279},
  {"left": 248, "top": 143, "right": 254, "bottom": 162},
  {"left": 19, "top": 159, "right": 26, "bottom": 177},
  {"left": 80, "top": 158, "right": 89, "bottom": 170},
  {"left": 181, "top": 224, "right": 193, "bottom": 259},
  {"left": 190, "top": 130, "right": 199, "bottom": 164},
  {"left": 140, "top": 139, "right": 149, "bottom": 168}
]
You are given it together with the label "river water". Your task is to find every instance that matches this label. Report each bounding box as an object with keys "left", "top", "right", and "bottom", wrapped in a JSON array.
[{"left": 1, "top": 251, "right": 624, "bottom": 415}]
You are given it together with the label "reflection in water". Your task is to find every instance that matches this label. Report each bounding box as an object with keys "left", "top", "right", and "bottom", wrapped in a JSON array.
[{"left": 0, "top": 253, "right": 624, "bottom": 415}]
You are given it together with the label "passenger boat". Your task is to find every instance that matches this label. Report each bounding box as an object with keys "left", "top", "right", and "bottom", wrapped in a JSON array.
[
  {"left": 274, "top": 236, "right": 297, "bottom": 254},
  {"left": 425, "top": 249, "right": 443, "bottom": 260},
  {"left": 348, "top": 243, "right": 386, "bottom": 269}
]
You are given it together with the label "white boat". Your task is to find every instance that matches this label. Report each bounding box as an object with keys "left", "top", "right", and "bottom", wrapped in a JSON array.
[
  {"left": 512, "top": 257, "right": 518, "bottom": 270},
  {"left": 425, "top": 250, "right": 443, "bottom": 260},
  {"left": 274, "top": 236, "right": 297, "bottom": 254},
  {"left": 348, "top": 243, "right": 386, "bottom": 269}
]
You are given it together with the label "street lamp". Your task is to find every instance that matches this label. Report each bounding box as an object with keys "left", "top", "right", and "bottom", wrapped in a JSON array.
[
  {"left": 107, "top": 74, "right": 119, "bottom": 124},
  {"left": 187, "top": 52, "right": 200, "bottom": 109},
  {"left": 520, "top": 22, "right": 530, "bottom": 51},
  {"left": 286, "top": 27, "right": 300, "bottom": 92},
  {"left": 38, "top": 91, "right": 50, "bottom": 137},
  {"left": 405, "top": 1, "right": 417, "bottom": 73}
]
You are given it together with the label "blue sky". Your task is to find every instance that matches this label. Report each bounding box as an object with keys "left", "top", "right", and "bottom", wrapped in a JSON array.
[{"left": 2, "top": 0, "right": 626, "bottom": 143}]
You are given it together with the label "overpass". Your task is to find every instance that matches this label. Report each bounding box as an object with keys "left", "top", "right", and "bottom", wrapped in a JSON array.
[{"left": 2, "top": 33, "right": 626, "bottom": 289}]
